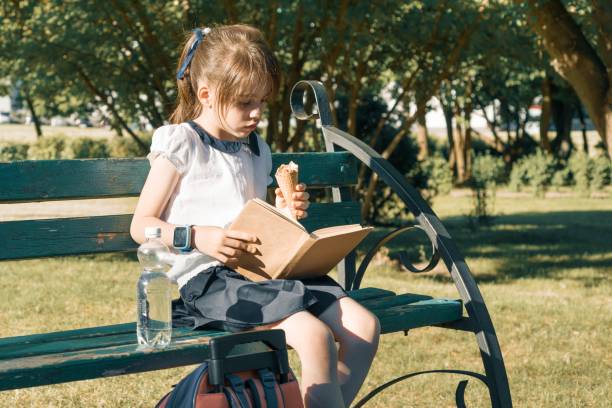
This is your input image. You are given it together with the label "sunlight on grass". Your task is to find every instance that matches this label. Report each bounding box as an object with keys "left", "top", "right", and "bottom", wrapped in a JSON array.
[{"left": 1, "top": 193, "right": 611, "bottom": 407}]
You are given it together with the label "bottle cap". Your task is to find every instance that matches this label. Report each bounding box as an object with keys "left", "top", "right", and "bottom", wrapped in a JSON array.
[{"left": 144, "top": 226, "right": 162, "bottom": 238}]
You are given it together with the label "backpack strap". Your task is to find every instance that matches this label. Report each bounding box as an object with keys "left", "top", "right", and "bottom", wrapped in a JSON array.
[
  {"left": 245, "top": 379, "right": 263, "bottom": 408},
  {"left": 258, "top": 369, "right": 279, "bottom": 408},
  {"left": 223, "top": 387, "right": 244, "bottom": 408},
  {"left": 226, "top": 374, "right": 251, "bottom": 408}
]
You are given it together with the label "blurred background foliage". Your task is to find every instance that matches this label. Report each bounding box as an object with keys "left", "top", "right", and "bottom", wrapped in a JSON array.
[{"left": 0, "top": 0, "right": 610, "bottom": 223}]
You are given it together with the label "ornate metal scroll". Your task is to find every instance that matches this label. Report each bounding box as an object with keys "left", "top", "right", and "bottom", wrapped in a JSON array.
[
  {"left": 353, "top": 224, "right": 441, "bottom": 290},
  {"left": 352, "top": 369, "right": 490, "bottom": 408}
]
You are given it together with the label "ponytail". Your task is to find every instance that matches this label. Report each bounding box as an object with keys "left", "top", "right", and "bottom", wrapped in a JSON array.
[
  {"left": 170, "top": 74, "right": 201, "bottom": 124},
  {"left": 170, "top": 31, "right": 204, "bottom": 124}
]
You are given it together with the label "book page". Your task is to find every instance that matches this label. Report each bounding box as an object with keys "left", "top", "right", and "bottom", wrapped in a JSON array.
[
  {"left": 285, "top": 226, "right": 373, "bottom": 280},
  {"left": 252, "top": 198, "right": 306, "bottom": 231},
  {"left": 311, "top": 224, "right": 365, "bottom": 239}
]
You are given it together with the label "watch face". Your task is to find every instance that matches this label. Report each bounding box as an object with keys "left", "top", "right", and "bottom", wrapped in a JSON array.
[{"left": 173, "top": 227, "right": 188, "bottom": 248}]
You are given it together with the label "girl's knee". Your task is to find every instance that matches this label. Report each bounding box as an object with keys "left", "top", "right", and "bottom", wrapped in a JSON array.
[
  {"left": 346, "top": 309, "right": 381, "bottom": 345},
  {"left": 300, "top": 318, "right": 335, "bottom": 348},
  {"left": 361, "top": 311, "right": 380, "bottom": 340},
  {"left": 284, "top": 314, "right": 335, "bottom": 355}
]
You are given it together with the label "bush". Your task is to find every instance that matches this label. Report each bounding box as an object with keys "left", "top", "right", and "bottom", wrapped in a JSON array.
[
  {"left": 508, "top": 150, "right": 555, "bottom": 197},
  {"left": 65, "top": 137, "right": 110, "bottom": 159},
  {"left": 13, "top": 134, "right": 152, "bottom": 161},
  {"left": 508, "top": 159, "right": 529, "bottom": 192},
  {"left": 0, "top": 142, "right": 29, "bottom": 161},
  {"left": 471, "top": 153, "right": 506, "bottom": 189},
  {"left": 568, "top": 152, "right": 592, "bottom": 196},
  {"left": 526, "top": 150, "right": 556, "bottom": 197},
  {"left": 27, "top": 135, "right": 68, "bottom": 160},
  {"left": 469, "top": 154, "right": 506, "bottom": 225},
  {"left": 590, "top": 155, "right": 611, "bottom": 191},
  {"left": 565, "top": 153, "right": 611, "bottom": 196},
  {"left": 550, "top": 167, "right": 572, "bottom": 191},
  {"left": 108, "top": 135, "right": 151, "bottom": 158},
  {"left": 421, "top": 154, "right": 453, "bottom": 198}
]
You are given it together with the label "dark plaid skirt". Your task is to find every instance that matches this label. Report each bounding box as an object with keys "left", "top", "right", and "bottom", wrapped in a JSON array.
[{"left": 172, "top": 265, "right": 347, "bottom": 332}]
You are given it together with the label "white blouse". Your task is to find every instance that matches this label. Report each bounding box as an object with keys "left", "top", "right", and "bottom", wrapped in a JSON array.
[{"left": 147, "top": 122, "right": 273, "bottom": 287}]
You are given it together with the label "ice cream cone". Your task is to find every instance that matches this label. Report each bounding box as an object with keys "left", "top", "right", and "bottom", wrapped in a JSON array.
[{"left": 275, "top": 161, "right": 299, "bottom": 218}]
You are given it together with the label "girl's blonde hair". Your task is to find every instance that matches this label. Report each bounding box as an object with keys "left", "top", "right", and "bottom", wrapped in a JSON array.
[{"left": 170, "top": 24, "right": 281, "bottom": 124}]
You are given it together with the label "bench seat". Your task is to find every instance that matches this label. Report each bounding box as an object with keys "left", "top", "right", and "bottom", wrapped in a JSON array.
[{"left": 0, "top": 288, "right": 462, "bottom": 391}]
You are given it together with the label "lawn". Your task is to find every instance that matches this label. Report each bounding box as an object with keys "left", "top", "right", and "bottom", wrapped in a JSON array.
[
  {"left": 0, "top": 124, "right": 114, "bottom": 142},
  {"left": 0, "top": 191, "right": 611, "bottom": 407}
]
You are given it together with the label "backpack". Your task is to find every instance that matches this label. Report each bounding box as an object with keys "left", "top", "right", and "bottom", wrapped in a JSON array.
[{"left": 156, "top": 329, "right": 304, "bottom": 408}]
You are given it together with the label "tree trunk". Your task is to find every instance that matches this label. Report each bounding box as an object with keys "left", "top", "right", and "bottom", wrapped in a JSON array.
[
  {"left": 441, "top": 95, "right": 456, "bottom": 169},
  {"left": 23, "top": 89, "right": 42, "bottom": 138},
  {"left": 577, "top": 104, "right": 589, "bottom": 154},
  {"left": 551, "top": 97, "right": 573, "bottom": 158},
  {"left": 463, "top": 81, "right": 473, "bottom": 180},
  {"left": 464, "top": 118, "right": 473, "bottom": 180},
  {"left": 523, "top": 0, "right": 611, "bottom": 158},
  {"left": 416, "top": 105, "right": 429, "bottom": 160},
  {"left": 540, "top": 76, "right": 552, "bottom": 152},
  {"left": 453, "top": 118, "right": 467, "bottom": 183}
]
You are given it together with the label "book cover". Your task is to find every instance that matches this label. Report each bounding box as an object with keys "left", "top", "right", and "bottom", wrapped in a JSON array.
[{"left": 228, "top": 198, "right": 372, "bottom": 281}]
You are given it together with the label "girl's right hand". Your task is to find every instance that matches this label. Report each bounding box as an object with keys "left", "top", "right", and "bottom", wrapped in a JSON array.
[{"left": 193, "top": 226, "right": 258, "bottom": 267}]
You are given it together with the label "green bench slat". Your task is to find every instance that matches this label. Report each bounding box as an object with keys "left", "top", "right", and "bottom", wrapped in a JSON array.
[
  {"left": 377, "top": 299, "right": 463, "bottom": 334},
  {"left": 0, "top": 289, "right": 395, "bottom": 360},
  {"left": 0, "top": 290, "right": 462, "bottom": 390},
  {"left": 0, "top": 202, "right": 361, "bottom": 260},
  {"left": 358, "top": 293, "right": 434, "bottom": 310},
  {"left": 0, "top": 323, "right": 136, "bottom": 348},
  {"left": 0, "top": 153, "right": 357, "bottom": 203},
  {"left": 345, "top": 287, "right": 395, "bottom": 301},
  {"left": 0, "top": 327, "right": 210, "bottom": 361},
  {"left": 271, "top": 152, "right": 357, "bottom": 188},
  {"left": 0, "top": 215, "right": 134, "bottom": 260},
  {"left": 0, "top": 335, "right": 230, "bottom": 391}
]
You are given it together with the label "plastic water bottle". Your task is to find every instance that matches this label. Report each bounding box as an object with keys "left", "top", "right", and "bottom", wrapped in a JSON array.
[{"left": 136, "top": 227, "right": 172, "bottom": 348}]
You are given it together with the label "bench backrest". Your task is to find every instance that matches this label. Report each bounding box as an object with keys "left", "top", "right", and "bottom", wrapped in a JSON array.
[{"left": 0, "top": 152, "right": 359, "bottom": 261}]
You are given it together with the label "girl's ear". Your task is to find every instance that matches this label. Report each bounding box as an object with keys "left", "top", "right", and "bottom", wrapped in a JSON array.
[{"left": 196, "top": 84, "right": 212, "bottom": 108}]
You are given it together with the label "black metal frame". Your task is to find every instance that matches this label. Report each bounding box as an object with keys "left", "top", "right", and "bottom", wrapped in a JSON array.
[{"left": 290, "top": 80, "right": 512, "bottom": 408}]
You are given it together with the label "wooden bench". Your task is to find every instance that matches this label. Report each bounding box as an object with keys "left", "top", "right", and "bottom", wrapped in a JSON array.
[{"left": 0, "top": 81, "right": 512, "bottom": 407}]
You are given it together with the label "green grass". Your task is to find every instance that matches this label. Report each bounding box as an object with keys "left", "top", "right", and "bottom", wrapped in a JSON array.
[
  {"left": 0, "top": 124, "right": 114, "bottom": 142},
  {"left": 1, "top": 192, "right": 611, "bottom": 407}
]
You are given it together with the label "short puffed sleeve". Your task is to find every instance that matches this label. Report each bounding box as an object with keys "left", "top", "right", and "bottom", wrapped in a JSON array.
[{"left": 147, "top": 124, "right": 194, "bottom": 174}]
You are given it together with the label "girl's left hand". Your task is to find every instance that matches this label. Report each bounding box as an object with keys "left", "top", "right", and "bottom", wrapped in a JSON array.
[{"left": 275, "top": 183, "right": 310, "bottom": 219}]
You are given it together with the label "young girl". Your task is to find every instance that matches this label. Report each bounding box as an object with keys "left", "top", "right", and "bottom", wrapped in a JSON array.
[{"left": 130, "top": 24, "right": 380, "bottom": 408}]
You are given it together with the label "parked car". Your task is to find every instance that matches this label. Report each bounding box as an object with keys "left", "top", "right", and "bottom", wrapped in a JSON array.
[
  {"left": 75, "top": 117, "right": 93, "bottom": 128},
  {"left": 50, "top": 116, "right": 70, "bottom": 126},
  {"left": 0, "top": 112, "right": 12, "bottom": 124}
]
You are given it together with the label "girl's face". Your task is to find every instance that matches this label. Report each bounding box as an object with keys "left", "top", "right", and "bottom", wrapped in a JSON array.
[
  {"left": 200, "top": 84, "right": 269, "bottom": 140},
  {"left": 223, "top": 89, "right": 268, "bottom": 138}
]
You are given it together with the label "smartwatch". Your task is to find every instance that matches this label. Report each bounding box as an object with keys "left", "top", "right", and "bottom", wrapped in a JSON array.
[{"left": 173, "top": 225, "right": 193, "bottom": 252}]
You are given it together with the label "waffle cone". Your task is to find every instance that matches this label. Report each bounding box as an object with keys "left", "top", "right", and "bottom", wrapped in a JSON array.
[{"left": 275, "top": 163, "right": 299, "bottom": 214}]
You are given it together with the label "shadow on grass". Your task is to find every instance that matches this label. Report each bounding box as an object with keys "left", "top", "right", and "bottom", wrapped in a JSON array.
[{"left": 360, "top": 210, "right": 612, "bottom": 285}]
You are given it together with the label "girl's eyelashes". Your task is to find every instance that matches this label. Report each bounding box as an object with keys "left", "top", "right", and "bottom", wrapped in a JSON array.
[{"left": 238, "top": 98, "right": 267, "bottom": 107}]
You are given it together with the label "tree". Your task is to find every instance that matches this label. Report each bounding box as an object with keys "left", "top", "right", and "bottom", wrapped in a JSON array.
[
  {"left": 1, "top": 0, "right": 186, "bottom": 148},
  {"left": 522, "top": 0, "right": 612, "bottom": 159}
]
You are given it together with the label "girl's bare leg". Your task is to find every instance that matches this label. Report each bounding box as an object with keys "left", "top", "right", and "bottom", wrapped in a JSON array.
[
  {"left": 318, "top": 297, "right": 381, "bottom": 406},
  {"left": 256, "top": 311, "right": 345, "bottom": 408}
]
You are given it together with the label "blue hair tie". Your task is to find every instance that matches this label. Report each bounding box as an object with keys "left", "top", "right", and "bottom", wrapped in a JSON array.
[{"left": 176, "top": 27, "right": 211, "bottom": 80}]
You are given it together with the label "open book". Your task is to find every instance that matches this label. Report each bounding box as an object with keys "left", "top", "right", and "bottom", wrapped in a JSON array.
[{"left": 228, "top": 198, "right": 372, "bottom": 281}]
